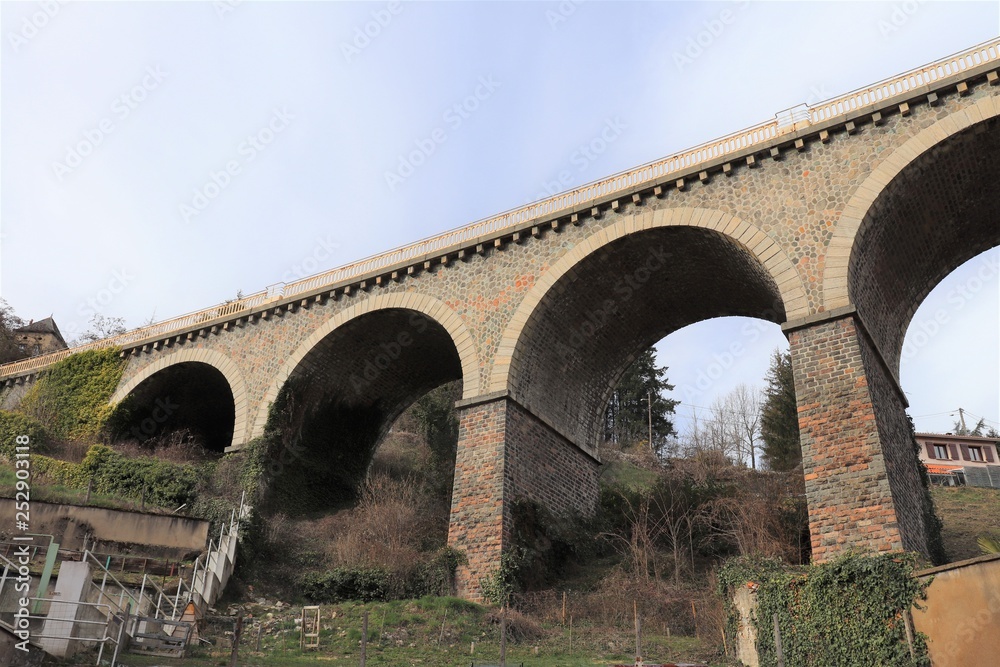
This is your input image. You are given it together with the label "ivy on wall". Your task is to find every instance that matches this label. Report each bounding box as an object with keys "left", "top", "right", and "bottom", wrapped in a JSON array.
[
  {"left": 18, "top": 348, "right": 125, "bottom": 441},
  {"left": 718, "top": 553, "right": 930, "bottom": 667},
  {"left": 0, "top": 410, "right": 48, "bottom": 458}
]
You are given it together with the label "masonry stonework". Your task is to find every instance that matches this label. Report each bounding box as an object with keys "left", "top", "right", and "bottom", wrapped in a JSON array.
[
  {"left": 2, "top": 53, "right": 998, "bottom": 596},
  {"left": 448, "top": 397, "right": 600, "bottom": 599},
  {"left": 789, "top": 316, "right": 906, "bottom": 559}
]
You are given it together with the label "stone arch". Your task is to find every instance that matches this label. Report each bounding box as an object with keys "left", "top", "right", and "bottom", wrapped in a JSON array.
[
  {"left": 489, "top": 207, "right": 807, "bottom": 396},
  {"left": 110, "top": 348, "right": 249, "bottom": 451},
  {"left": 250, "top": 291, "right": 480, "bottom": 440},
  {"left": 824, "top": 95, "right": 1000, "bottom": 312},
  {"left": 831, "top": 98, "right": 1000, "bottom": 380}
]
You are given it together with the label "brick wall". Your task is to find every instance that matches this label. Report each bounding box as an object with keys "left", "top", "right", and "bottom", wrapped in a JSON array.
[
  {"left": 788, "top": 315, "right": 905, "bottom": 559},
  {"left": 448, "top": 398, "right": 508, "bottom": 600},
  {"left": 854, "top": 325, "right": 930, "bottom": 556},
  {"left": 504, "top": 399, "right": 600, "bottom": 520},
  {"left": 448, "top": 396, "right": 599, "bottom": 600}
]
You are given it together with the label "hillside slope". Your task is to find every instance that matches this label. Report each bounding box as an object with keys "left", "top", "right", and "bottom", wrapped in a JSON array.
[{"left": 931, "top": 485, "right": 1000, "bottom": 562}]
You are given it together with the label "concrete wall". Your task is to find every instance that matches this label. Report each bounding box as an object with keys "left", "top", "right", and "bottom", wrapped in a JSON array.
[
  {"left": 912, "top": 553, "right": 1000, "bottom": 667},
  {"left": 0, "top": 500, "right": 209, "bottom": 554}
]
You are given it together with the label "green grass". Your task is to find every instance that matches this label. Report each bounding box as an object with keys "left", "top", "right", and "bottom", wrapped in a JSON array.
[
  {"left": 931, "top": 485, "right": 1000, "bottom": 562},
  {"left": 113, "top": 597, "right": 720, "bottom": 667},
  {"left": 600, "top": 459, "right": 658, "bottom": 490}
]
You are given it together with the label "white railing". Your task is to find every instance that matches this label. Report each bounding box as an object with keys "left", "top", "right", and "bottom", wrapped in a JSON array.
[
  {"left": 810, "top": 40, "right": 1000, "bottom": 122},
  {"left": 2, "top": 38, "right": 997, "bottom": 381},
  {"left": 188, "top": 492, "right": 246, "bottom": 616}
]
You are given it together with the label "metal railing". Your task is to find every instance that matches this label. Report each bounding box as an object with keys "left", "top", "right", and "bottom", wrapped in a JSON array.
[
  {"left": 25, "top": 598, "right": 126, "bottom": 666},
  {"left": 1, "top": 37, "right": 997, "bottom": 381}
]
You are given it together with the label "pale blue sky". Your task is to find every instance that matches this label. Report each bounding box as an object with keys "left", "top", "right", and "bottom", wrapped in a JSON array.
[{"left": 2, "top": 1, "right": 997, "bottom": 437}]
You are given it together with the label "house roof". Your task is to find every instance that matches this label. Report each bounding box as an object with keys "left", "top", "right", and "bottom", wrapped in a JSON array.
[
  {"left": 924, "top": 463, "right": 964, "bottom": 475},
  {"left": 14, "top": 317, "right": 67, "bottom": 347},
  {"left": 916, "top": 432, "right": 999, "bottom": 445}
]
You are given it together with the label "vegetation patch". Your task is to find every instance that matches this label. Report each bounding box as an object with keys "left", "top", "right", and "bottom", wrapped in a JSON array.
[
  {"left": 0, "top": 410, "right": 48, "bottom": 457},
  {"left": 29, "top": 443, "right": 210, "bottom": 509},
  {"left": 931, "top": 485, "right": 1000, "bottom": 561},
  {"left": 18, "top": 348, "right": 125, "bottom": 440},
  {"left": 718, "top": 552, "right": 930, "bottom": 667}
]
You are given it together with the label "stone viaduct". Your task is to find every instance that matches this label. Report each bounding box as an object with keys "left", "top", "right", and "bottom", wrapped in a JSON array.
[{"left": 3, "top": 41, "right": 999, "bottom": 598}]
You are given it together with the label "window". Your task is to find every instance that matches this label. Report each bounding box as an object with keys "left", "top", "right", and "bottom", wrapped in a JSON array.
[
  {"left": 934, "top": 445, "right": 949, "bottom": 459},
  {"left": 969, "top": 446, "right": 983, "bottom": 462}
]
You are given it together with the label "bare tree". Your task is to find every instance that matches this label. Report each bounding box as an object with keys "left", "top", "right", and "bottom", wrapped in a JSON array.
[
  {"left": 683, "top": 384, "right": 763, "bottom": 468},
  {"left": 727, "top": 384, "right": 763, "bottom": 469},
  {"left": 77, "top": 313, "right": 127, "bottom": 344}
]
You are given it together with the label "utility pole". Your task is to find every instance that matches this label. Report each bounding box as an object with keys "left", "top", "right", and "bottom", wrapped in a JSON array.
[{"left": 958, "top": 407, "right": 967, "bottom": 434}]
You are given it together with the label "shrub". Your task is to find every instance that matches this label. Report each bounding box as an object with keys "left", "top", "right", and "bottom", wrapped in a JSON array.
[
  {"left": 30, "top": 444, "right": 208, "bottom": 509},
  {"left": 82, "top": 444, "right": 208, "bottom": 508},
  {"left": 301, "top": 567, "right": 396, "bottom": 602},
  {"left": 0, "top": 410, "right": 48, "bottom": 458},
  {"left": 32, "top": 454, "right": 90, "bottom": 488}
]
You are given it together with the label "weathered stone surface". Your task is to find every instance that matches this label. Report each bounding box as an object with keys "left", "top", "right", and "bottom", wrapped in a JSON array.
[{"left": 1, "top": 65, "right": 997, "bottom": 596}]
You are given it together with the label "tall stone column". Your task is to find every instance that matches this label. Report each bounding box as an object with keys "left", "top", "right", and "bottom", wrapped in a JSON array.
[
  {"left": 447, "top": 393, "right": 600, "bottom": 601},
  {"left": 786, "top": 311, "right": 929, "bottom": 562}
]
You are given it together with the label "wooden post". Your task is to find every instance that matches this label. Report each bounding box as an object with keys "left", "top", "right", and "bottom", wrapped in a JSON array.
[
  {"left": 229, "top": 614, "right": 243, "bottom": 667},
  {"left": 634, "top": 600, "right": 641, "bottom": 664},
  {"left": 691, "top": 600, "right": 699, "bottom": 639},
  {"left": 562, "top": 591, "right": 567, "bottom": 625},
  {"left": 360, "top": 609, "right": 368, "bottom": 667},
  {"left": 499, "top": 604, "right": 507, "bottom": 667},
  {"left": 903, "top": 609, "right": 916, "bottom": 661},
  {"left": 438, "top": 608, "right": 448, "bottom": 644},
  {"left": 772, "top": 613, "right": 785, "bottom": 667}
]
